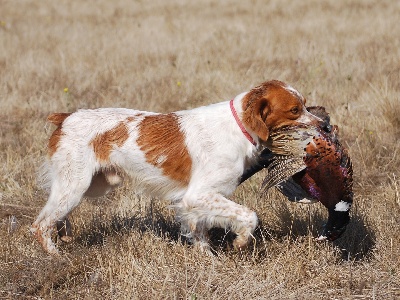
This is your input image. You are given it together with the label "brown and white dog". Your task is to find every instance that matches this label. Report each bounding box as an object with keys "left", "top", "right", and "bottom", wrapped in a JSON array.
[{"left": 31, "top": 80, "right": 322, "bottom": 254}]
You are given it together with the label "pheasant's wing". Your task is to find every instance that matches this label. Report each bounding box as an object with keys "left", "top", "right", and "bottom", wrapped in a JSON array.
[{"left": 276, "top": 177, "right": 316, "bottom": 202}]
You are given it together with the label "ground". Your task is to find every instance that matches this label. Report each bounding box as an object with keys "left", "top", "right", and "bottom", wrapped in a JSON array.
[{"left": 0, "top": 0, "right": 399, "bottom": 299}]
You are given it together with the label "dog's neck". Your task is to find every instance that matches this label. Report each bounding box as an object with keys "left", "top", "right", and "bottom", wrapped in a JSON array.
[{"left": 229, "top": 98, "right": 257, "bottom": 146}]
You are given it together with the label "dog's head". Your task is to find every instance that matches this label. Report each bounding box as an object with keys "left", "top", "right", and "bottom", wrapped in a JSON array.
[{"left": 242, "top": 80, "right": 322, "bottom": 142}]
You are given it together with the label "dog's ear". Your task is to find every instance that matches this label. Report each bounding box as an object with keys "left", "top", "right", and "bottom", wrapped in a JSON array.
[{"left": 242, "top": 93, "right": 270, "bottom": 142}]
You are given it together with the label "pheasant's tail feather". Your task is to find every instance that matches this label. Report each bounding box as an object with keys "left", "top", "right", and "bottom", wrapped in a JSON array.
[
  {"left": 261, "top": 155, "right": 306, "bottom": 192},
  {"left": 268, "top": 126, "right": 319, "bottom": 156}
]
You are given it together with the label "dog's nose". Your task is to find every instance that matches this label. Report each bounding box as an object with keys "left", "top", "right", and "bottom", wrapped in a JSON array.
[
  {"left": 306, "top": 106, "right": 330, "bottom": 130},
  {"left": 314, "top": 116, "right": 331, "bottom": 132},
  {"left": 323, "top": 123, "right": 332, "bottom": 133},
  {"left": 308, "top": 112, "right": 325, "bottom": 128}
]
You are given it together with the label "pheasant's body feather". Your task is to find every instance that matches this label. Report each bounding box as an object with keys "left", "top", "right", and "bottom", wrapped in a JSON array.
[{"left": 261, "top": 106, "right": 354, "bottom": 241}]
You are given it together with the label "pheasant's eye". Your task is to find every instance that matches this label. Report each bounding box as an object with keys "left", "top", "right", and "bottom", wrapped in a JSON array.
[{"left": 291, "top": 107, "right": 300, "bottom": 114}]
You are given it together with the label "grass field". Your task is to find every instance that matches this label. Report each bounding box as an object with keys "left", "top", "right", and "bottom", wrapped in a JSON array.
[{"left": 1, "top": 0, "right": 399, "bottom": 299}]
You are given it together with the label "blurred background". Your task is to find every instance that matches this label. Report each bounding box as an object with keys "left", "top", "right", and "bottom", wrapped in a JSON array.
[{"left": 0, "top": 1, "right": 399, "bottom": 298}]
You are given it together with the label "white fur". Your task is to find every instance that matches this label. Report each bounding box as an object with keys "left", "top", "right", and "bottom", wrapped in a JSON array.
[
  {"left": 31, "top": 94, "right": 260, "bottom": 254},
  {"left": 31, "top": 82, "right": 319, "bottom": 255},
  {"left": 284, "top": 84, "right": 303, "bottom": 99}
]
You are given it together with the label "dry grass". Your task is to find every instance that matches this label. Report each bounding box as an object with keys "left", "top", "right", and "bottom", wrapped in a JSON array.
[{"left": 1, "top": 0, "right": 399, "bottom": 299}]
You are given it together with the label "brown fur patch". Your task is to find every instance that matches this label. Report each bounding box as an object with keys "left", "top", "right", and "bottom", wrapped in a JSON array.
[
  {"left": 137, "top": 113, "right": 192, "bottom": 186},
  {"left": 48, "top": 113, "right": 72, "bottom": 157},
  {"left": 48, "top": 127, "right": 63, "bottom": 157},
  {"left": 48, "top": 113, "right": 72, "bottom": 126},
  {"left": 242, "top": 80, "right": 307, "bottom": 141},
  {"left": 126, "top": 114, "right": 142, "bottom": 122},
  {"left": 91, "top": 121, "right": 130, "bottom": 162}
]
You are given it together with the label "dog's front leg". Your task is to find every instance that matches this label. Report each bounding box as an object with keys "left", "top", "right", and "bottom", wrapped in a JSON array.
[
  {"left": 179, "top": 218, "right": 211, "bottom": 254},
  {"left": 178, "top": 193, "right": 258, "bottom": 251}
]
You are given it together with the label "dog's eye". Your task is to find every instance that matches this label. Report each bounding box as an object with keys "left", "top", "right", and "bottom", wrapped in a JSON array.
[{"left": 291, "top": 107, "right": 300, "bottom": 114}]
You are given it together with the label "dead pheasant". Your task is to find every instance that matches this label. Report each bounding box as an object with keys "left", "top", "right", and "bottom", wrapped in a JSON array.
[{"left": 241, "top": 106, "right": 353, "bottom": 241}]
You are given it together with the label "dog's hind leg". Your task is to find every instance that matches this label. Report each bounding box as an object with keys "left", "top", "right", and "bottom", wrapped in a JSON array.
[
  {"left": 31, "top": 168, "right": 93, "bottom": 255},
  {"left": 54, "top": 169, "right": 123, "bottom": 243}
]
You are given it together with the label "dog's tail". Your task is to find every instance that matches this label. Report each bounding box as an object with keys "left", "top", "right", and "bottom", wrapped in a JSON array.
[
  {"left": 47, "top": 113, "right": 72, "bottom": 126},
  {"left": 37, "top": 113, "right": 72, "bottom": 192}
]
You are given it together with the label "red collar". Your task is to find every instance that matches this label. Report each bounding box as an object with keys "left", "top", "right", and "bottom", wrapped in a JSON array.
[{"left": 230, "top": 99, "right": 256, "bottom": 146}]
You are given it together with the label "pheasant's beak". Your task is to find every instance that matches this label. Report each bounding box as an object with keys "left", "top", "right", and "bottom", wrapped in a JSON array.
[{"left": 317, "top": 209, "right": 350, "bottom": 241}]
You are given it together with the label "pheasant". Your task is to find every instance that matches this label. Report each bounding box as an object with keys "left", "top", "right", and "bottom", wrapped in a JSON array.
[{"left": 241, "top": 106, "right": 353, "bottom": 241}]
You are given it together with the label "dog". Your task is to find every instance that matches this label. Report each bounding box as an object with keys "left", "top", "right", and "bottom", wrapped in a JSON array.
[{"left": 31, "top": 80, "right": 322, "bottom": 254}]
